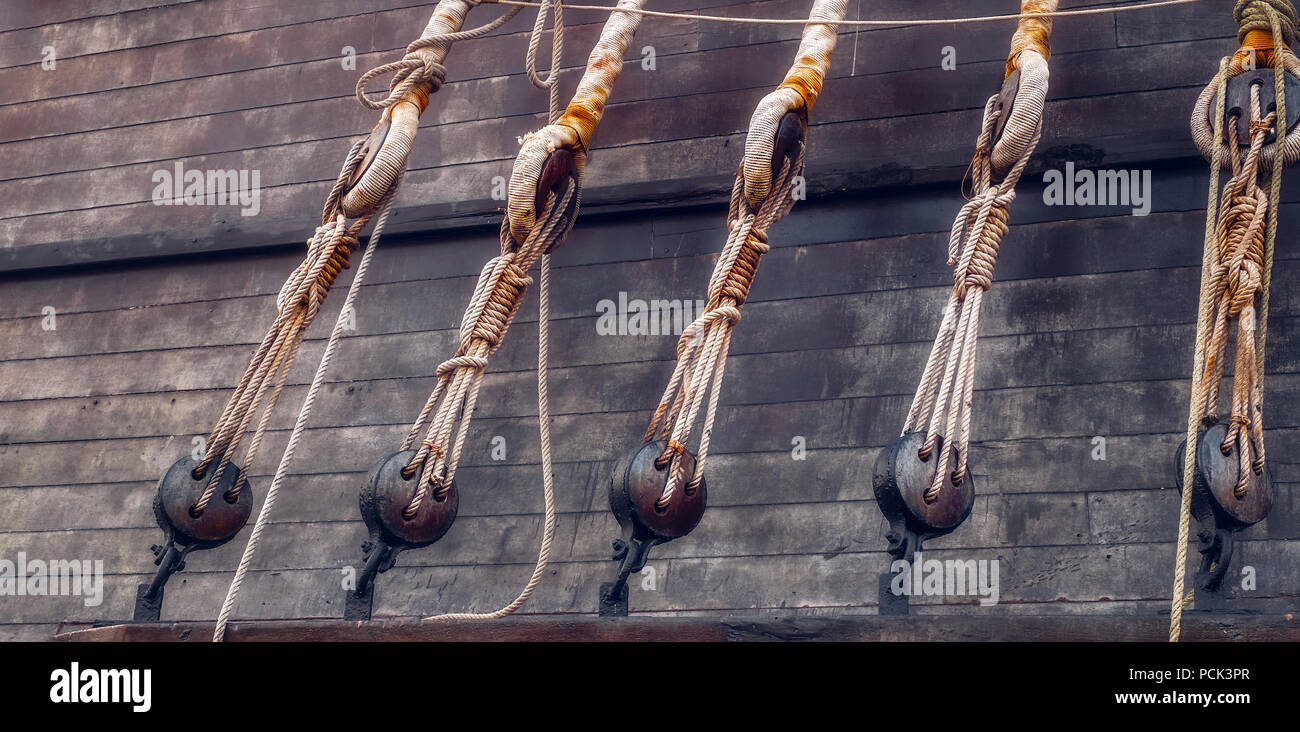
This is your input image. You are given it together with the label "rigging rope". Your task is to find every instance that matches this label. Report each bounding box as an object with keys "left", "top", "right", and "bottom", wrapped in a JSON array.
[
  {"left": 189, "top": 0, "right": 499, "bottom": 519},
  {"left": 206, "top": 0, "right": 518, "bottom": 638},
  {"left": 1170, "top": 0, "right": 1295, "bottom": 642},
  {"left": 417, "top": 0, "right": 650, "bottom": 621},
  {"left": 901, "top": 1, "right": 1053, "bottom": 502},
  {"left": 643, "top": 0, "right": 846, "bottom": 508}
]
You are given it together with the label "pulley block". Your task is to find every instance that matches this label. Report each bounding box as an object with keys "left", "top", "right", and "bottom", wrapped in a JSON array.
[
  {"left": 1175, "top": 422, "right": 1273, "bottom": 530},
  {"left": 533, "top": 147, "right": 581, "bottom": 254},
  {"left": 347, "top": 449, "right": 458, "bottom": 620},
  {"left": 872, "top": 431, "right": 975, "bottom": 559},
  {"left": 771, "top": 110, "right": 806, "bottom": 180},
  {"left": 599, "top": 440, "right": 707, "bottom": 615},
  {"left": 1211, "top": 68, "right": 1300, "bottom": 146},
  {"left": 136, "top": 455, "right": 253, "bottom": 622},
  {"left": 359, "top": 449, "right": 459, "bottom": 554},
  {"left": 1175, "top": 421, "right": 1274, "bottom": 597},
  {"left": 154, "top": 455, "right": 253, "bottom": 549}
]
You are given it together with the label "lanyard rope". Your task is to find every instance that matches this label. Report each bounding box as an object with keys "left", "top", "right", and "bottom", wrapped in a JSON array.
[
  {"left": 189, "top": 0, "right": 510, "bottom": 519},
  {"left": 643, "top": 0, "right": 847, "bottom": 507},
  {"left": 1171, "top": 0, "right": 1296, "bottom": 642},
  {"left": 901, "top": 1, "right": 1054, "bottom": 502}
]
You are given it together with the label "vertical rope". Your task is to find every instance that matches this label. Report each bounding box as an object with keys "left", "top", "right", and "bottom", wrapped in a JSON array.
[{"left": 1171, "top": 56, "right": 1230, "bottom": 643}]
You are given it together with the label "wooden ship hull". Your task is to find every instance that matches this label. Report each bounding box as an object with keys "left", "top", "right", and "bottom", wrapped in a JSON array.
[{"left": 1, "top": 0, "right": 1297, "bottom": 642}]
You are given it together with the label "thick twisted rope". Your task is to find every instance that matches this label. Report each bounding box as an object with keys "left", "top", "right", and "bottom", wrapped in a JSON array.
[
  {"left": 902, "top": 4, "right": 1050, "bottom": 504},
  {"left": 644, "top": 0, "right": 847, "bottom": 508},
  {"left": 1171, "top": 0, "right": 1291, "bottom": 642}
]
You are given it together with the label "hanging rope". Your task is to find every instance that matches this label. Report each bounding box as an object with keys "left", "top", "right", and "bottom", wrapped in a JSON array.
[
  {"left": 187, "top": 0, "right": 502, "bottom": 521},
  {"left": 642, "top": 0, "right": 846, "bottom": 508},
  {"left": 415, "top": 0, "right": 651, "bottom": 621},
  {"left": 900, "top": 1, "right": 1053, "bottom": 503},
  {"left": 1171, "top": 0, "right": 1295, "bottom": 642},
  {"left": 202, "top": 0, "right": 521, "bottom": 639}
]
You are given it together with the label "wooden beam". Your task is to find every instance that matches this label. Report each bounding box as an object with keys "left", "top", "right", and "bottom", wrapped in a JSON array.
[{"left": 53, "top": 613, "right": 1300, "bottom": 642}]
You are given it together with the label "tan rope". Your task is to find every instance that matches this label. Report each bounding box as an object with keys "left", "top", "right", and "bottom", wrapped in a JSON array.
[
  {"left": 901, "top": 8, "right": 1050, "bottom": 504},
  {"left": 644, "top": 0, "right": 847, "bottom": 507},
  {"left": 416, "top": 0, "right": 649, "bottom": 621},
  {"left": 1171, "top": 0, "right": 1291, "bottom": 641},
  {"left": 212, "top": 187, "right": 402, "bottom": 643},
  {"left": 483, "top": 0, "right": 1205, "bottom": 27},
  {"left": 189, "top": 0, "right": 486, "bottom": 520}
]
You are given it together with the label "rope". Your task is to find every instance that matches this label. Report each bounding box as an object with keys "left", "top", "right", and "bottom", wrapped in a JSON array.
[
  {"left": 212, "top": 186, "right": 402, "bottom": 642},
  {"left": 643, "top": 0, "right": 846, "bottom": 508},
  {"left": 482, "top": 0, "right": 1205, "bottom": 27},
  {"left": 419, "top": 0, "right": 646, "bottom": 621},
  {"left": 189, "top": 0, "right": 487, "bottom": 520},
  {"left": 1171, "top": 0, "right": 1291, "bottom": 642},
  {"left": 902, "top": 8, "right": 1050, "bottom": 505}
]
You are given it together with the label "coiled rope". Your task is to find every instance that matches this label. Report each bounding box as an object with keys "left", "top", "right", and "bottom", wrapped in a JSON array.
[
  {"left": 207, "top": 0, "right": 519, "bottom": 640},
  {"left": 1170, "top": 0, "right": 1294, "bottom": 642},
  {"left": 901, "top": 1, "right": 1053, "bottom": 503},
  {"left": 643, "top": 0, "right": 846, "bottom": 508}
]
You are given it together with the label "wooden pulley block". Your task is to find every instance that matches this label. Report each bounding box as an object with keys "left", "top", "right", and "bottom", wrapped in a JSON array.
[
  {"left": 609, "top": 440, "right": 707, "bottom": 542},
  {"left": 1175, "top": 423, "right": 1274, "bottom": 529},
  {"left": 534, "top": 147, "right": 580, "bottom": 253},
  {"left": 872, "top": 431, "right": 974, "bottom": 537},
  {"left": 990, "top": 69, "right": 1021, "bottom": 148},
  {"left": 154, "top": 455, "right": 252, "bottom": 549},
  {"left": 1212, "top": 69, "right": 1300, "bottom": 146},
  {"left": 360, "top": 450, "right": 459, "bottom": 551},
  {"left": 770, "top": 111, "right": 806, "bottom": 179},
  {"left": 346, "top": 118, "right": 392, "bottom": 192}
]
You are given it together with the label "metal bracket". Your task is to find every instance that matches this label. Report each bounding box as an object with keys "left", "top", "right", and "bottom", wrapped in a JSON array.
[
  {"left": 598, "top": 533, "right": 660, "bottom": 617},
  {"left": 133, "top": 538, "right": 197, "bottom": 623}
]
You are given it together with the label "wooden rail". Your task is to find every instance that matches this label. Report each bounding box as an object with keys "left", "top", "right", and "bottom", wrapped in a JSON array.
[{"left": 53, "top": 613, "right": 1300, "bottom": 642}]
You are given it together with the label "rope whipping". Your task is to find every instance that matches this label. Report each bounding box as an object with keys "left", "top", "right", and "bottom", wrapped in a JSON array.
[
  {"left": 901, "top": 1, "right": 1054, "bottom": 502},
  {"left": 1171, "top": 0, "right": 1296, "bottom": 642},
  {"left": 417, "top": 0, "right": 649, "bottom": 621},
  {"left": 642, "top": 0, "right": 847, "bottom": 508},
  {"left": 205, "top": 0, "right": 516, "bottom": 640}
]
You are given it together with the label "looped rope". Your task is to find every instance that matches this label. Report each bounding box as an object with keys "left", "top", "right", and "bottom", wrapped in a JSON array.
[
  {"left": 355, "top": 4, "right": 524, "bottom": 110},
  {"left": 902, "top": 26, "right": 1048, "bottom": 505}
]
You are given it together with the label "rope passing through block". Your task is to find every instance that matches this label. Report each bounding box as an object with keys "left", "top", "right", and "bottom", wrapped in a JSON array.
[
  {"left": 899, "top": 4, "right": 1052, "bottom": 508},
  {"left": 1171, "top": 0, "right": 1296, "bottom": 643}
]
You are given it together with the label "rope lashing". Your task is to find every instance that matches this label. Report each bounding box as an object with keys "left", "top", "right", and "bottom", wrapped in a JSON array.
[
  {"left": 1171, "top": 0, "right": 1293, "bottom": 642},
  {"left": 643, "top": 0, "right": 847, "bottom": 509},
  {"left": 901, "top": 1, "right": 1053, "bottom": 503}
]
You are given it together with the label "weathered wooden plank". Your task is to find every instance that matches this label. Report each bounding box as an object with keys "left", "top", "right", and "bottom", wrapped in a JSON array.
[
  {"left": 51, "top": 613, "right": 1300, "bottom": 642},
  {"left": 0, "top": 0, "right": 198, "bottom": 33},
  {"left": 10, "top": 539, "right": 1298, "bottom": 624}
]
